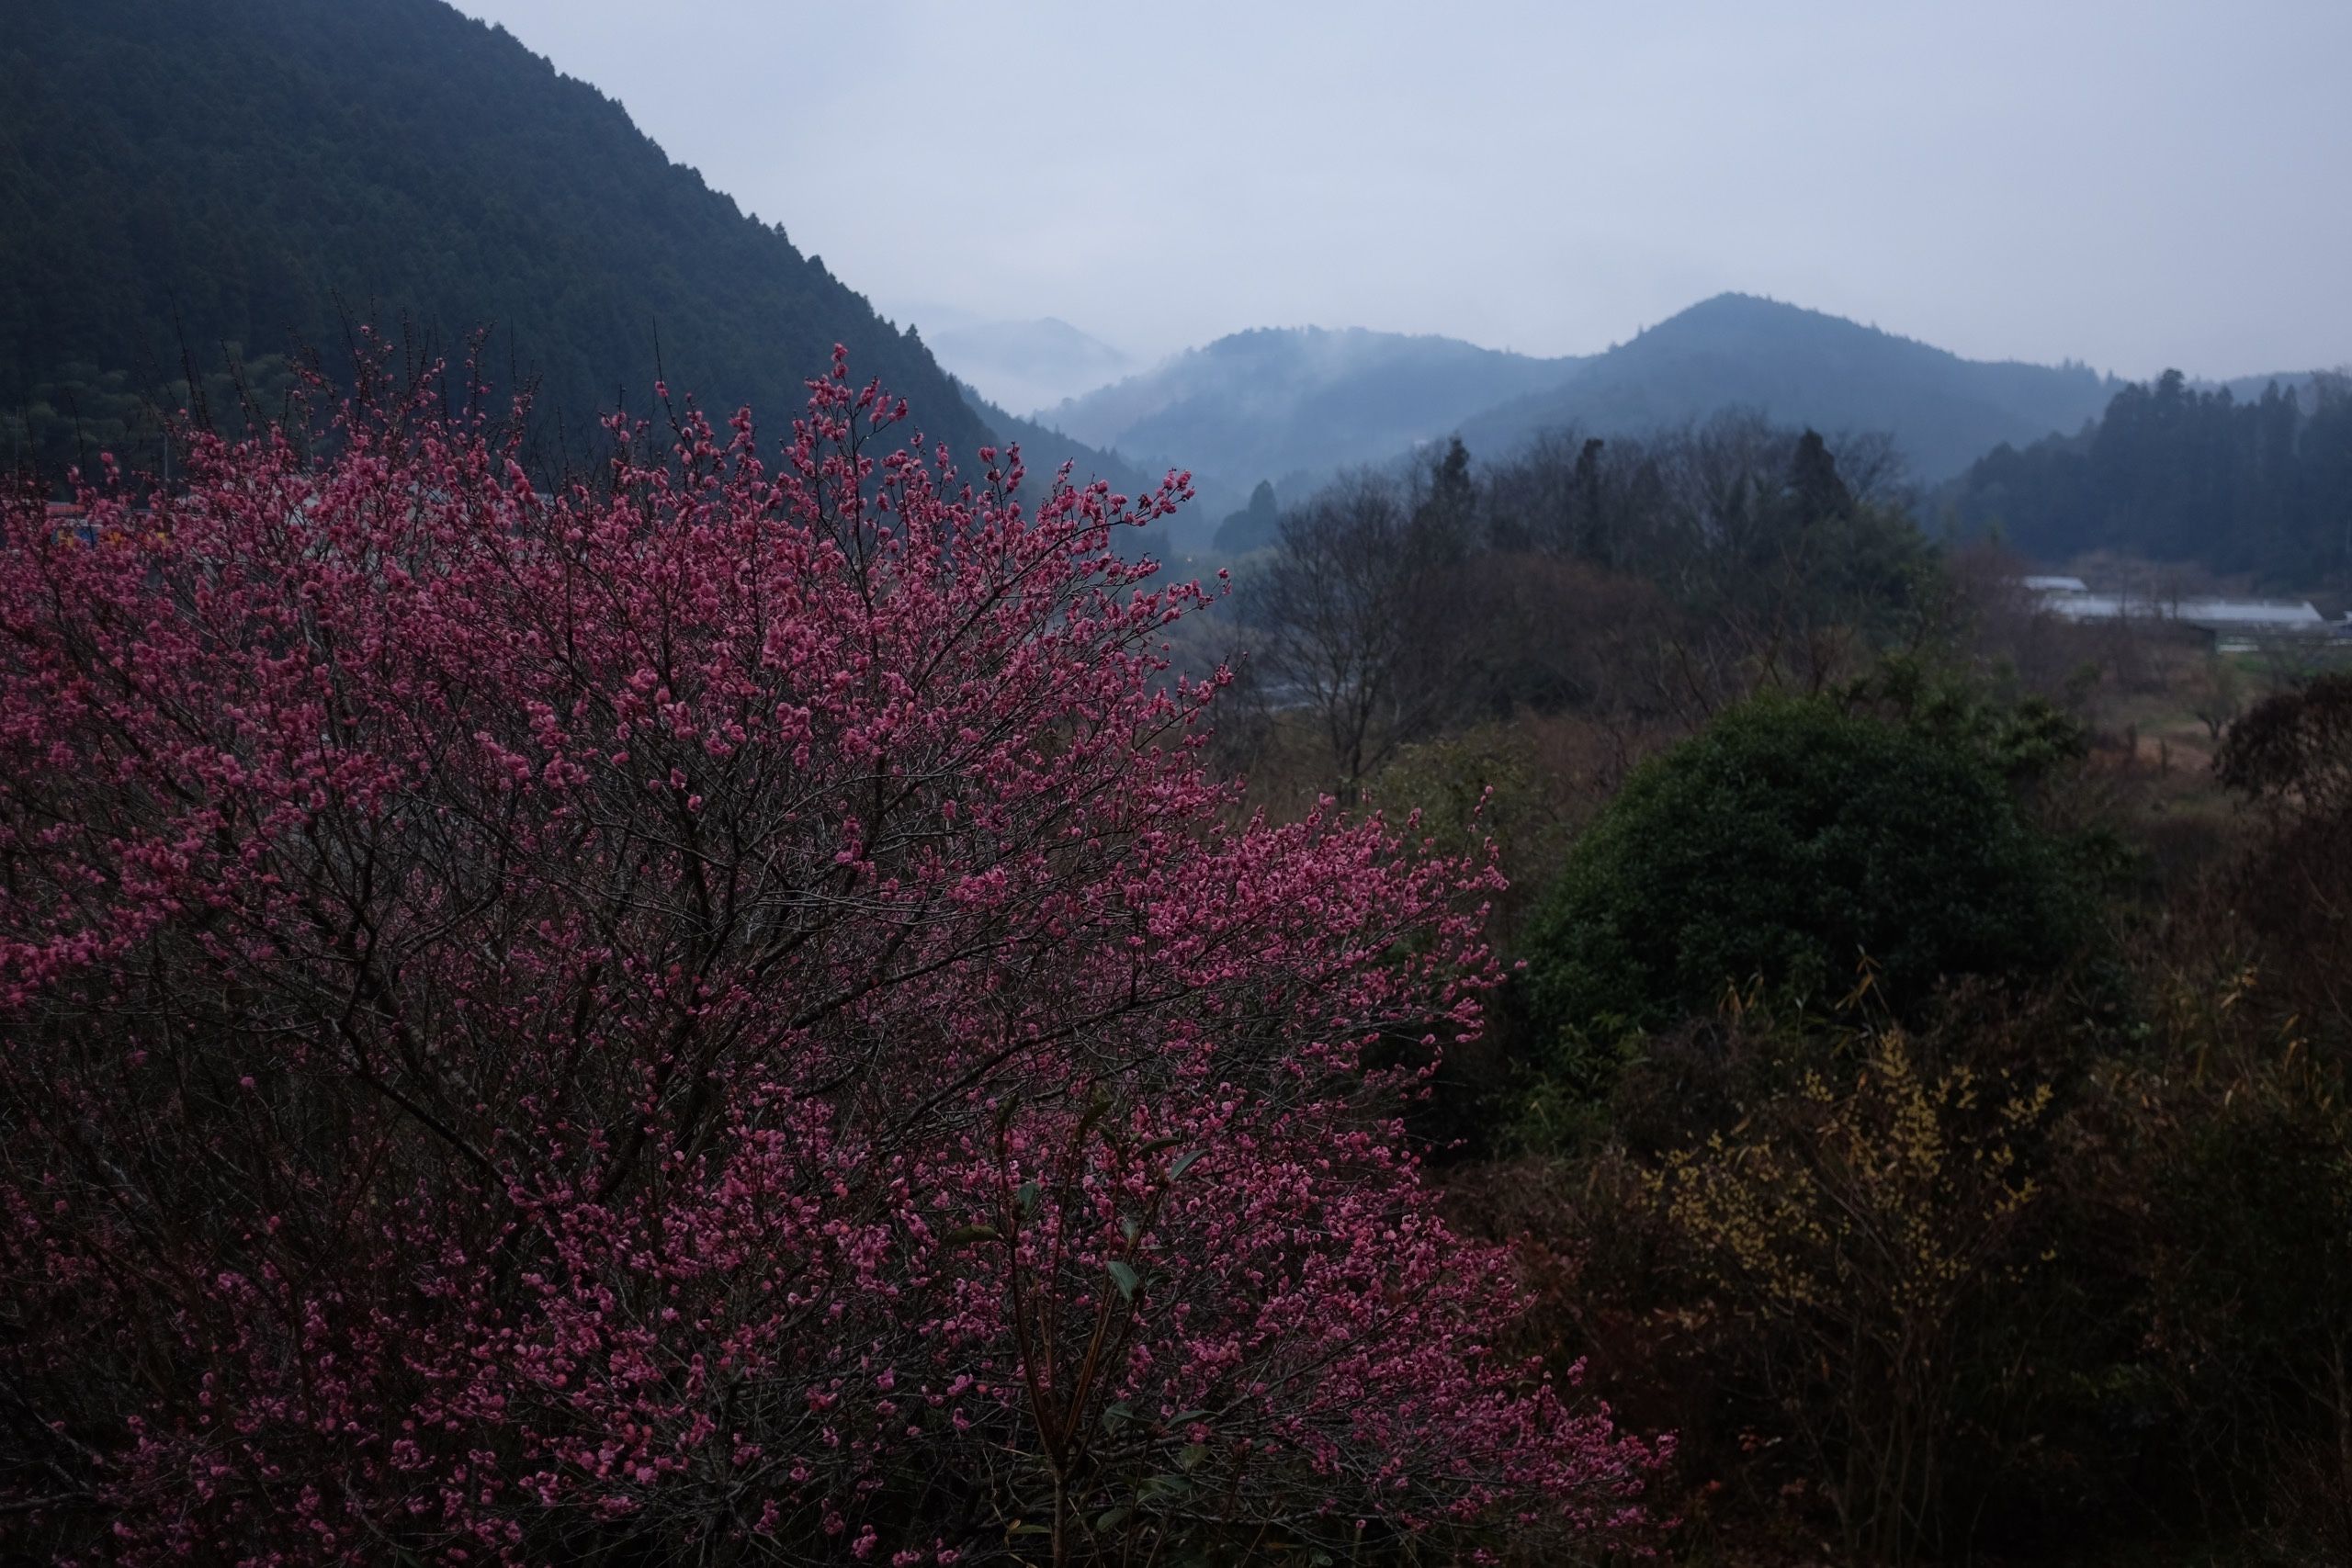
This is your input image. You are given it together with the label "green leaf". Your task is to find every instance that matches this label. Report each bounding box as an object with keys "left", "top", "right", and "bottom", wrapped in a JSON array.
[
  {"left": 1015, "top": 1180, "right": 1041, "bottom": 1218},
  {"left": 1105, "top": 1258, "right": 1139, "bottom": 1301},
  {"left": 940, "top": 1224, "right": 999, "bottom": 1246},
  {"left": 1168, "top": 1148, "right": 1204, "bottom": 1180},
  {"left": 1177, "top": 1441, "right": 1212, "bottom": 1472},
  {"left": 1094, "top": 1506, "right": 1133, "bottom": 1533}
]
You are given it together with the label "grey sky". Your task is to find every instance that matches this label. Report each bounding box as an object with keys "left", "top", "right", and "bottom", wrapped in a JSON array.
[{"left": 450, "top": 0, "right": 2352, "bottom": 381}]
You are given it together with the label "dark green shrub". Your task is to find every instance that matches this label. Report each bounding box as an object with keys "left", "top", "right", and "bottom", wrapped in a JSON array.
[{"left": 1520, "top": 695, "right": 2087, "bottom": 1068}]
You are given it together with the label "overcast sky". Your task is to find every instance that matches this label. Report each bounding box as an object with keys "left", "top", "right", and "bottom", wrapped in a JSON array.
[{"left": 450, "top": 0, "right": 2351, "bottom": 380}]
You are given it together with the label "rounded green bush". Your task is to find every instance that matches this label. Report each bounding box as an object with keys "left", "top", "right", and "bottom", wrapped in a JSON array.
[{"left": 1521, "top": 696, "right": 2082, "bottom": 1058}]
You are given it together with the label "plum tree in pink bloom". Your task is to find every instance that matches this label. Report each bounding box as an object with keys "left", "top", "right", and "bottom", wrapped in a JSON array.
[{"left": 0, "top": 350, "right": 1663, "bottom": 1564}]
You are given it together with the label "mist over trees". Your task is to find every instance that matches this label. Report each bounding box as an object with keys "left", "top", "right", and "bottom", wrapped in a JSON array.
[
  {"left": 1040, "top": 327, "right": 1577, "bottom": 513},
  {"left": 1048, "top": 299, "right": 2127, "bottom": 541},
  {"left": 1212, "top": 479, "right": 1283, "bottom": 556},
  {"left": 1953, "top": 368, "right": 2352, "bottom": 583}
]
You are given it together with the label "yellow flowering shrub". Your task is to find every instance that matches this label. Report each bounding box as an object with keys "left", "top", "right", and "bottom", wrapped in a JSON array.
[{"left": 1657, "top": 1030, "right": 2052, "bottom": 1562}]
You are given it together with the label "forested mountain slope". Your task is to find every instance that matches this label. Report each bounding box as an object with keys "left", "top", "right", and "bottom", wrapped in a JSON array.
[
  {"left": 1951, "top": 368, "right": 2352, "bottom": 582},
  {"left": 1460, "top": 293, "right": 2120, "bottom": 484},
  {"left": 1, "top": 0, "right": 989, "bottom": 473}
]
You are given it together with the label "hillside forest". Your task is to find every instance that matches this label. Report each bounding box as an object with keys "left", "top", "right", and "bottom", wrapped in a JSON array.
[
  {"left": 1951, "top": 368, "right": 2352, "bottom": 584},
  {"left": 0, "top": 0, "right": 989, "bottom": 473},
  {"left": 6, "top": 1, "right": 2352, "bottom": 1564}
]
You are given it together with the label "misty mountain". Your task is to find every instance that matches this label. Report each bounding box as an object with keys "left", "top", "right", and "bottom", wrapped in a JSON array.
[
  {"left": 924, "top": 317, "right": 1134, "bottom": 418},
  {"left": 1039, "top": 328, "right": 1584, "bottom": 513},
  {"left": 1, "top": 0, "right": 989, "bottom": 475},
  {"left": 1460, "top": 294, "right": 2121, "bottom": 485},
  {"left": 1040, "top": 299, "right": 2125, "bottom": 537}
]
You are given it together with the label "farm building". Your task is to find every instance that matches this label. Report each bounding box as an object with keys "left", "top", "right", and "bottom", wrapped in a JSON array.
[{"left": 2022, "top": 577, "right": 2336, "bottom": 650}]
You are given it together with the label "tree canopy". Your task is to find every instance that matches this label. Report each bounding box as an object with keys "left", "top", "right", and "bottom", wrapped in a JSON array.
[
  {"left": 1520, "top": 696, "right": 2086, "bottom": 1055},
  {"left": 1953, "top": 369, "right": 2352, "bottom": 584},
  {"left": 0, "top": 356, "right": 1659, "bottom": 1562}
]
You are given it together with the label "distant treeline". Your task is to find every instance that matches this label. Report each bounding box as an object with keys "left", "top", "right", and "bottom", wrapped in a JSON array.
[
  {"left": 1953, "top": 369, "right": 2352, "bottom": 584},
  {"left": 1233, "top": 416, "right": 1932, "bottom": 784}
]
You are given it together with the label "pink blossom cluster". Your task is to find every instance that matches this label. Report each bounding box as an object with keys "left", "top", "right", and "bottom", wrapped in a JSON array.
[{"left": 0, "top": 352, "right": 1662, "bottom": 1562}]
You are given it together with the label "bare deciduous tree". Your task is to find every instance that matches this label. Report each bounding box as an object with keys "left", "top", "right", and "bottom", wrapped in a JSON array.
[{"left": 1250, "top": 469, "right": 1465, "bottom": 785}]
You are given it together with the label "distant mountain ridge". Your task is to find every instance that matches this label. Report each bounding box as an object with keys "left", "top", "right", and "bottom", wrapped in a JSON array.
[
  {"left": 2, "top": 0, "right": 989, "bottom": 472},
  {"left": 1042, "top": 297, "right": 2130, "bottom": 532},
  {"left": 1464, "top": 294, "right": 2121, "bottom": 484},
  {"left": 1, "top": 6, "right": 2240, "bottom": 552},
  {"left": 1041, "top": 327, "right": 1583, "bottom": 513}
]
